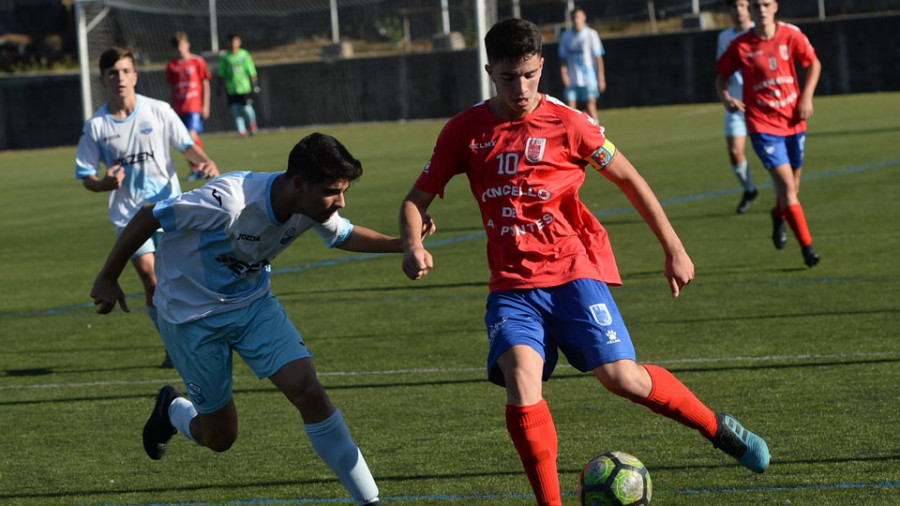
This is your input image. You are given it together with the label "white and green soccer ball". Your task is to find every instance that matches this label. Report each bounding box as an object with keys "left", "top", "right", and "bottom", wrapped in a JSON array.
[{"left": 576, "top": 451, "right": 652, "bottom": 506}]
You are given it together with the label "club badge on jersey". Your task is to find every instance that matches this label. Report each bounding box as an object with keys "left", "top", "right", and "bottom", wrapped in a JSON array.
[{"left": 525, "top": 137, "right": 546, "bottom": 163}]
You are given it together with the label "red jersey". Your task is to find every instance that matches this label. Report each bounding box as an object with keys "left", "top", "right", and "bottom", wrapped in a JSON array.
[
  {"left": 165, "top": 55, "right": 211, "bottom": 115},
  {"left": 715, "top": 22, "right": 817, "bottom": 136},
  {"left": 415, "top": 94, "right": 622, "bottom": 292}
]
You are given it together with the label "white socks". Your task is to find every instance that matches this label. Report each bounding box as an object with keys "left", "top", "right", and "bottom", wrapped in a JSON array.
[
  {"left": 304, "top": 409, "right": 379, "bottom": 505},
  {"left": 168, "top": 397, "right": 198, "bottom": 443}
]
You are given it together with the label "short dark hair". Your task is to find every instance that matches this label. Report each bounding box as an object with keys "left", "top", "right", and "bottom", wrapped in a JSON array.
[
  {"left": 98, "top": 47, "right": 133, "bottom": 74},
  {"left": 286, "top": 133, "right": 362, "bottom": 183},
  {"left": 484, "top": 18, "right": 542, "bottom": 65}
]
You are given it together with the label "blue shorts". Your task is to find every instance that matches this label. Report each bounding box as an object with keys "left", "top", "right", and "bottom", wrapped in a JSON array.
[
  {"left": 750, "top": 131, "right": 806, "bottom": 170},
  {"left": 484, "top": 279, "right": 636, "bottom": 387},
  {"left": 115, "top": 226, "right": 162, "bottom": 259},
  {"left": 724, "top": 110, "right": 747, "bottom": 137},
  {"left": 564, "top": 85, "right": 600, "bottom": 103},
  {"left": 179, "top": 112, "right": 204, "bottom": 133},
  {"left": 157, "top": 293, "right": 312, "bottom": 414}
]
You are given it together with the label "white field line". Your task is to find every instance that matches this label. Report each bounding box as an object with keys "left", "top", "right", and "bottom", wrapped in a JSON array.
[{"left": 2, "top": 351, "right": 898, "bottom": 391}]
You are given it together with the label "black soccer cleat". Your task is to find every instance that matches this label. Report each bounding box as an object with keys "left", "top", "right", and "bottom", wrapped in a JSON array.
[
  {"left": 801, "top": 245, "right": 820, "bottom": 267},
  {"left": 711, "top": 413, "right": 770, "bottom": 473},
  {"left": 160, "top": 352, "right": 174, "bottom": 369},
  {"left": 736, "top": 189, "right": 758, "bottom": 214},
  {"left": 143, "top": 385, "right": 181, "bottom": 460},
  {"left": 771, "top": 208, "right": 788, "bottom": 249}
]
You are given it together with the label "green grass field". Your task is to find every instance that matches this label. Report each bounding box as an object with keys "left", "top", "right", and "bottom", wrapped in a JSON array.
[{"left": 1, "top": 92, "right": 899, "bottom": 505}]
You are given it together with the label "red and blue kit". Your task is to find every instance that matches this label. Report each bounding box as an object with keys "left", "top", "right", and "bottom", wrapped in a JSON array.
[
  {"left": 716, "top": 22, "right": 817, "bottom": 136},
  {"left": 414, "top": 94, "right": 622, "bottom": 292},
  {"left": 166, "top": 55, "right": 211, "bottom": 115}
]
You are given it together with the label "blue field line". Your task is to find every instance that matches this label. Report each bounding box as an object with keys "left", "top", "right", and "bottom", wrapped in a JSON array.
[
  {"left": 9, "top": 158, "right": 898, "bottom": 319},
  {"left": 101, "top": 480, "right": 900, "bottom": 505}
]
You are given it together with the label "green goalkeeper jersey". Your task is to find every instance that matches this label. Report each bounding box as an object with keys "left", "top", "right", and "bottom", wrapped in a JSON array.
[{"left": 218, "top": 48, "right": 257, "bottom": 95}]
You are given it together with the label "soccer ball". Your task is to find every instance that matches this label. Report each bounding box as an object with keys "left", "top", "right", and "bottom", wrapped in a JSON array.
[{"left": 576, "top": 451, "right": 652, "bottom": 506}]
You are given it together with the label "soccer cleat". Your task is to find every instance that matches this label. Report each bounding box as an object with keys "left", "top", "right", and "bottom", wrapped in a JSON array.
[
  {"left": 770, "top": 208, "right": 788, "bottom": 250},
  {"left": 160, "top": 352, "right": 174, "bottom": 369},
  {"left": 711, "top": 413, "right": 770, "bottom": 473},
  {"left": 143, "top": 385, "right": 181, "bottom": 460},
  {"left": 736, "top": 189, "right": 758, "bottom": 214},
  {"left": 801, "top": 245, "right": 820, "bottom": 267},
  {"left": 249, "top": 122, "right": 258, "bottom": 136},
  {"left": 186, "top": 171, "right": 204, "bottom": 181}
]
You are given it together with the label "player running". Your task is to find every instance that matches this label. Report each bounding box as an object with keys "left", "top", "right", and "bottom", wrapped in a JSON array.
[
  {"left": 716, "top": 0, "right": 822, "bottom": 266},
  {"left": 76, "top": 47, "right": 219, "bottom": 369},
  {"left": 400, "top": 18, "right": 770, "bottom": 506},
  {"left": 91, "top": 133, "right": 433, "bottom": 506}
]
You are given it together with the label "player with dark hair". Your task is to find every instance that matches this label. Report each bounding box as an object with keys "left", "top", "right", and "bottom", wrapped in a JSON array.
[
  {"left": 76, "top": 46, "right": 219, "bottom": 369},
  {"left": 400, "top": 18, "right": 770, "bottom": 506},
  {"left": 716, "top": 0, "right": 822, "bottom": 266},
  {"left": 166, "top": 31, "right": 212, "bottom": 181},
  {"left": 90, "top": 132, "right": 436, "bottom": 506},
  {"left": 717, "top": 0, "right": 758, "bottom": 213}
]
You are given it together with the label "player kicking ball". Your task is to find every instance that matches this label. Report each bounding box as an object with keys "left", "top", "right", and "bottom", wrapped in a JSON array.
[
  {"left": 92, "top": 133, "right": 434, "bottom": 506},
  {"left": 400, "top": 18, "right": 770, "bottom": 506}
]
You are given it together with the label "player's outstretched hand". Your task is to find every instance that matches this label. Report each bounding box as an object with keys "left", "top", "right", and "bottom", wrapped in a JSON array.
[
  {"left": 403, "top": 246, "right": 433, "bottom": 280},
  {"left": 665, "top": 250, "right": 694, "bottom": 298},
  {"left": 91, "top": 277, "right": 129, "bottom": 314}
]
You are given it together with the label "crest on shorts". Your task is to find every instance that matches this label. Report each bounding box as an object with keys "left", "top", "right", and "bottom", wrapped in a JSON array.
[
  {"left": 589, "top": 303, "right": 613, "bottom": 326},
  {"left": 525, "top": 137, "right": 546, "bottom": 162}
]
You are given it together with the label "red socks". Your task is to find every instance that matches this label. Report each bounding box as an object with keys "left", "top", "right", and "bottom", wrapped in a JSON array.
[
  {"left": 784, "top": 203, "right": 813, "bottom": 246},
  {"left": 506, "top": 399, "right": 562, "bottom": 506},
  {"left": 633, "top": 364, "right": 718, "bottom": 439}
]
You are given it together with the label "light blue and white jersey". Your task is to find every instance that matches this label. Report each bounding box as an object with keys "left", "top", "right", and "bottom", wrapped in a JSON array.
[
  {"left": 75, "top": 94, "right": 192, "bottom": 228},
  {"left": 152, "top": 171, "right": 353, "bottom": 324},
  {"left": 717, "top": 25, "right": 752, "bottom": 101},
  {"left": 558, "top": 27, "right": 604, "bottom": 88}
]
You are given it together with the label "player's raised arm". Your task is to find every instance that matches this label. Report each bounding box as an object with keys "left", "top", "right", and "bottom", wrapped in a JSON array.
[
  {"left": 599, "top": 151, "right": 694, "bottom": 297},
  {"left": 91, "top": 204, "right": 161, "bottom": 313},
  {"left": 400, "top": 187, "right": 437, "bottom": 280}
]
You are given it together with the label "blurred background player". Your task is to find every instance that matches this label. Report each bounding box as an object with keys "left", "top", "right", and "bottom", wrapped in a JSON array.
[
  {"left": 166, "top": 32, "right": 212, "bottom": 181},
  {"left": 76, "top": 47, "right": 219, "bottom": 368},
  {"left": 716, "top": 0, "right": 821, "bottom": 267},
  {"left": 401, "top": 18, "right": 770, "bottom": 506},
  {"left": 90, "top": 133, "right": 436, "bottom": 506},
  {"left": 218, "top": 33, "right": 259, "bottom": 138},
  {"left": 558, "top": 5, "right": 606, "bottom": 120},
  {"left": 717, "top": 0, "right": 758, "bottom": 214}
]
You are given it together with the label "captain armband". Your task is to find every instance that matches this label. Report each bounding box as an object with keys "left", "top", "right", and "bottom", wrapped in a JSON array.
[{"left": 585, "top": 139, "right": 618, "bottom": 171}]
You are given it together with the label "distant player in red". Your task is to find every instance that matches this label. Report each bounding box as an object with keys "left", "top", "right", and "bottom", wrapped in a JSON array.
[
  {"left": 716, "top": 0, "right": 822, "bottom": 267},
  {"left": 400, "top": 18, "right": 770, "bottom": 506},
  {"left": 166, "top": 32, "right": 212, "bottom": 181}
]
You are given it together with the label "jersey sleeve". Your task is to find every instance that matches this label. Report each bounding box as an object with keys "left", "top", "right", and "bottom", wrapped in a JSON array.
[
  {"left": 413, "top": 116, "right": 466, "bottom": 198},
  {"left": 591, "top": 31, "right": 604, "bottom": 57},
  {"left": 792, "top": 30, "right": 817, "bottom": 68},
  {"left": 197, "top": 57, "right": 212, "bottom": 80},
  {"left": 154, "top": 178, "right": 235, "bottom": 232},
  {"left": 560, "top": 109, "right": 614, "bottom": 171},
  {"left": 715, "top": 40, "right": 741, "bottom": 77},
  {"left": 74, "top": 122, "right": 100, "bottom": 179},
  {"left": 161, "top": 102, "right": 194, "bottom": 151},
  {"left": 313, "top": 211, "right": 353, "bottom": 248}
]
